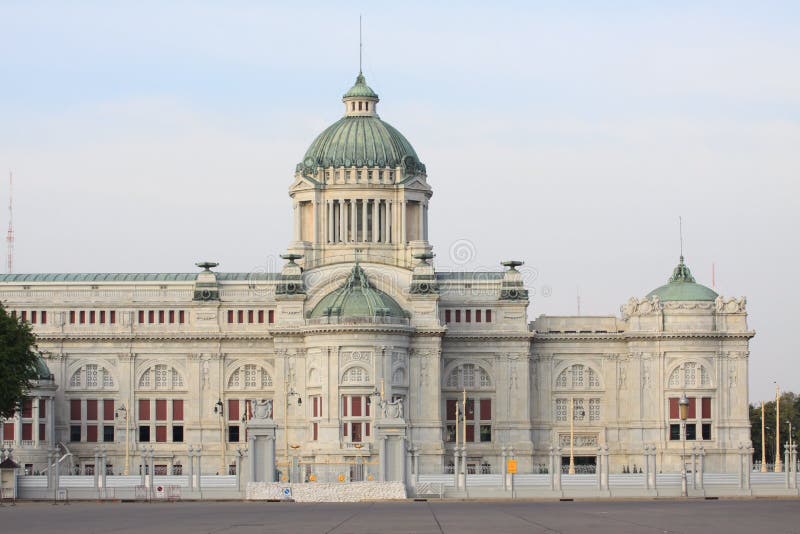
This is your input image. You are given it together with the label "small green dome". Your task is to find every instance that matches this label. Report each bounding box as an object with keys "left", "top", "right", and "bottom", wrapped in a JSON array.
[
  {"left": 309, "top": 264, "right": 407, "bottom": 320},
  {"left": 343, "top": 72, "right": 378, "bottom": 99},
  {"left": 34, "top": 352, "right": 52, "bottom": 380},
  {"left": 646, "top": 256, "right": 718, "bottom": 302}
]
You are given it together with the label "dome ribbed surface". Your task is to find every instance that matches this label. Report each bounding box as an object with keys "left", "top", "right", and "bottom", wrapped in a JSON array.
[
  {"left": 646, "top": 257, "right": 718, "bottom": 302},
  {"left": 309, "top": 264, "right": 406, "bottom": 319},
  {"left": 302, "top": 116, "right": 420, "bottom": 169}
]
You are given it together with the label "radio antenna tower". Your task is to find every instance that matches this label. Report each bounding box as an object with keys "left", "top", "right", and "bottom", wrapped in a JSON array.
[{"left": 6, "top": 171, "right": 14, "bottom": 274}]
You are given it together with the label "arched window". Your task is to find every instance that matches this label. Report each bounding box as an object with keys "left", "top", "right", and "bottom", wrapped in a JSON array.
[
  {"left": 138, "top": 365, "right": 185, "bottom": 391},
  {"left": 341, "top": 366, "right": 370, "bottom": 384},
  {"left": 68, "top": 363, "right": 116, "bottom": 390},
  {"left": 667, "top": 362, "right": 712, "bottom": 389},
  {"left": 444, "top": 364, "right": 492, "bottom": 390},
  {"left": 227, "top": 364, "right": 274, "bottom": 390},
  {"left": 554, "top": 364, "right": 602, "bottom": 390}
]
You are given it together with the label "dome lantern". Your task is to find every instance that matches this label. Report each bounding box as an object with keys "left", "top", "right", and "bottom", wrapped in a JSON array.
[
  {"left": 342, "top": 71, "right": 379, "bottom": 117},
  {"left": 646, "top": 256, "right": 718, "bottom": 302}
]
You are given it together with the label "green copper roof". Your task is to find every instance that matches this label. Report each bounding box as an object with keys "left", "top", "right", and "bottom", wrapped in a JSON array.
[
  {"left": 0, "top": 272, "right": 280, "bottom": 283},
  {"left": 34, "top": 352, "right": 51, "bottom": 380},
  {"left": 309, "top": 264, "right": 406, "bottom": 319},
  {"left": 646, "top": 257, "right": 718, "bottom": 302},
  {"left": 343, "top": 72, "right": 378, "bottom": 99}
]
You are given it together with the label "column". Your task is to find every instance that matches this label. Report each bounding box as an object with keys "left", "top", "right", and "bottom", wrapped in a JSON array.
[
  {"left": 350, "top": 199, "right": 357, "bottom": 244},
  {"left": 33, "top": 397, "right": 40, "bottom": 447},
  {"left": 327, "top": 200, "right": 333, "bottom": 243},
  {"left": 361, "top": 199, "right": 368, "bottom": 242},
  {"left": 293, "top": 202, "right": 301, "bottom": 242},
  {"left": 47, "top": 397, "right": 55, "bottom": 447},
  {"left": 14, "top": 412, "right": 22, "bottom": 446},
  {"left": 386, "top": 200, "right": 392, "bottom": 244},
  {"left": 379, "top": 436, "right": 387, "bottom": 482},
  {"left": 418, "top": 201, "right": 424, "bottom": 241},
  {"left": 602, "top": 445, "right": 610, "bottom": 490},
  {"left": 383, "top": 201, "right": 390, "bottom": 243},
  {"left": 400, "top": 200, "right": 407, "bottom": 244},
  {"left": 372, "top": 200, "right": 378, "bottom": 243},
  {"left": 248, "top": 436, "right": 256, "bottom": 484},
  {"left": 423, "top": 201, "right": 429, "bottom": 241},
  {"left": 314, "top": 200, "right": 320, "bottom": 244}
]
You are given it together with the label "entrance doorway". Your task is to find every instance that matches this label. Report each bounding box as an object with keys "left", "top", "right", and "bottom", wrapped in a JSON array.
[{"left": 561, "top": 455, "right": 596, "bottom": 474}]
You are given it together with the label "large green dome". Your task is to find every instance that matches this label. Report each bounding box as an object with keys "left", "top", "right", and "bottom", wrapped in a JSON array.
[
  {"left": 646, "top": 257, "right": 718, "bottom": 302},
  {"left": 297, "top": 73, "right": 425, "bottom": 174},
  {"left": 309, "top": 264, "right": 407, "bottom": 320}
]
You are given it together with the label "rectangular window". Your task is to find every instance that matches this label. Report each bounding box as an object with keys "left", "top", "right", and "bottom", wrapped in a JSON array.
[
  {"left": 86, "top": 399, "right": 98, "bottom": 420},
  {"left": 445, "top": 424, "right": 456, "bottom": 442},
  {"left": 139, "top": 426, "right": 150, "bottom": 442},
  {"left": 248, "top": 310, "right": 254, "bottom": 323},
  {"left": 41, "top": 310, "right": 47, "bottom": 324},
  {"left": 701, "top": 397, "right": 711, "bottom": 419},
  {"left": 31, "top": 310, "right": 37, "bottom": 323},
  {"left": 79, "top": 310, "right": 86, "bottom": 324},
  {"left": 158, "top": 310, "right": 164, "bottom": 323},
  {"left": 465, "top": 398, "right": 475, "bottom": 420},
  {"left": 476, "top": 310, "right": 482, "bottom": 323},
  {"left": 455, "top": 310, "right": 461, "bottom": 323},
  {"left": 480, "top": 399, "right": 492, "bottom": 420},
  {"left": 99, "top": 310, "right": 105, "bottom": 323},
  {"left": 228, "top": 425, "right": 240, "bottom": 442},
  {"left": 172, "top": 425, "right": 184, "bottom": 443},
  {"left": 702, "top": 423, "right": 712, "bottom": 440},
  {"left": 669, "top": 423, "right": 681, "bottom": 441},
  {"left": 237, "top": 310, "right": 244, "bottom": 323},
  {"left": 110, "top": 310, "right": 116, "bottom": 324},
  {"left": 446, "top": 399, "right": 457, "bottom": 420},
  {"left": 466, "top": 424, "right": 475, "bottom": 442},
  {"left": 39, "top": 398, "right": 47, "bottom": 418},
  {"left": 70, "top": 399, "right": 81, "bottom": 421},
  {"left": 227, "top": 310, "right": 234, "bottom": 323},
  {"left": 22, "top": 423, "right": 32, "bottom": 441},
  {"left": 138, "top": 310, "right": 144, "bottom": 324},
  {"left": 169, "top": 310, "right": 175, "bottom": 324},
  {"left": 480, "top": 425, "right": 492, "bottom": 442},
  {"left": 669, "top": 397, "right": 679, "bottom": 419},
  {"left": 351, "top": 396, "right": 362, "bottom": 417},
  {"left": 351, "top": 422, "right": 362, "bottom": 442},
  {"left": 138, "top": 399, "right": 150, "bottom": 421},
  {"left": 312, "top": 422, "right": 318, "bottom": 441},
  {"left": 86, "top": 425, "right": 98, "bottom": 443},
  {"left": 103, "top": 426, "right": 114, "bottom": 443},
  {"left": 39, "top": 423, "right": 46, "bottom": 441},
  {"left": 342, "top": 397, "right": 348, "bottom": 417},
  {"left": 103, "top": 399, "right": 114, "bottom": 421},
  {"left": 312, "top": 397, "right": 320, "bottom": 418},
  {"left": 688, "top": 397, "right": 696, "bottom": 419},
  {"left": 89, "top": 310, "right": 95, "bottom": 324},
  {"left": 179, "top": 310, "right": 185, "bottom": 324},
  {"left": 173, "top": 399, "right": 184, "bottom": 421},
  {"left": 686, "top": 424, "right": 697, "bottom": 440},
  {"left": 70, "top": 425, "right": 81, "bottom": 442},
  {"left": 343, "top": 423, "right": 348, "bottom": 436},
  {"left": 148, "top": 310, "right": 155, "bottom": 323},
  {"left": 155, "top": 425, "right": 167, "bottom": 443},
  {"left": 445, "top": 310, "right": 451, "bottom": 323},
  {"left": 155, "top": 399, "right": 167, "bottom": 421},
  {"left": 228, "top": 399, "right": 239, "bottom": 421},
  {"left": 365, "top": 422, "right": 370, "bottom": 436},
  {"left": 268, "top": 310, "right": 275, "bottom": 323},
  {"left": 486, "top": 310, "right": 492, "bottom": 322},
  {"left": 258, "top": 310, "right": 264, "bottom": 323},
  {"left": 22, "top": 398, "right": 32, "bottom": 418},
  {"left": 21, "top": 310, "right": 27, "bottom": 322},
  {"left": 70, "top": 310, "right": 76, "bottom": 324},
  {"left": 465, "top": 310, "right": 472, "bottom": 323}
]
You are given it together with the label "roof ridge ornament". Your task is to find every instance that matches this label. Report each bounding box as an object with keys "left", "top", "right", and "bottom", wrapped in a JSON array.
[{"left": 669, "top": 256, "right": 696, "bottom": 284}]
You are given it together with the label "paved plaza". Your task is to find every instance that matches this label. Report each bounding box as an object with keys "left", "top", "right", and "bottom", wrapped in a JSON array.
[{"left": 1, "top": 499, "right": 799, "bottom": 533}]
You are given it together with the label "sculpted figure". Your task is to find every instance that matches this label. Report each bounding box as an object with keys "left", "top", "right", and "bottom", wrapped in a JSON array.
[{"left": 252, "top": 398, "right": 273, "bottom": 420}]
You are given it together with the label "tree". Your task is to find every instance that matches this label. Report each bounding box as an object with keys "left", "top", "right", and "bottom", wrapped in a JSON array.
[
  {"left": 750, "top": 391, "right": 800, "bottom": 464},
  {"left": 0, "top": 302, "right": 39, "bottom": 419}
]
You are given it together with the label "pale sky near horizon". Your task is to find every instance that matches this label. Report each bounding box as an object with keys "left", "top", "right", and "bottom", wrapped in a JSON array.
[{"left": 0, "top": 1, "right": 798, "bottom": 402}]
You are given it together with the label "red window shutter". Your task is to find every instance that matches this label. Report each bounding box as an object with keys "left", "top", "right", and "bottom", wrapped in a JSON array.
[
  {"left": 86, "top": 425, "right": 98, "bottom": 442},
  {"left": 445, "top": 310, "right": 451, "bottom": 323},
  {"left": 138, "top": 310, "right": 144, "bottom": 323},
  {"left": 352, "top": 422, "right": 362, "bottom": 442},
  {"left": 39, "top": 399, "right": 47, "bottom": 418},
  {"left": 466, "top": 399, "right": 475, "bottom": 420},
  {"left": 169, "top": 310, "right": 175, "bottom": 324},
  {"left": 227, "top": 310, "right": 234, "bottom": 323},
  {"left": 21, "top": 310, "right": 27, "bottom": 322},
  {"left": 39, "top": 423, "right": 46, "bottom": 441},
  {"left": 268, "top": 310, "right": 274, "bottom": 323},
  {"left": 352, "top": 396, "right": 362, "bottom": 417},
  {"left": 258, "top": 310, "right": 264, "bottom": 324},
  {"left": 669, "top": 398, "right": 678, "bottom": 419},
  {"left": 31, "top": 311, "right": 37, "bottom": 323},
  {"left": 447, "top": 399, "right": 457, "bottom": 421},
  {"left": 702, "top": 397, "right": 711, "bottom": 419},
  {"left": 70, "top": 310, "right": 76, "bottom": 324},
  {"left": 480, "top": 399, "right": 492, "bottom": 420},
  {"left": 455, "top": 310, "right": 461, "bottom": 323},
  {"left": 148, "top": 310, "right": 154, "bottom": 323},
  {"left": 466, "top": 425, "right": 475, "bottom": 442},
  {"left": 158, "top": 310, "right": 164, "bottom": 324},
  {"left": 313, "top": 397, "right": 318, "bottom": 418},
  {"left": 465, "top": 310, "right": 472, "bottom": 323},
  {"left": 70, "top": 399, "right": 81, "bottom": 420},
  {"left": 156, "top": 426, "right": 167, "bottom": 443},
  {"left": 103, "top": 399, "right": 114, "bottom": 421},
  {"left": 138, "top": 399, "right": 150, "bottom": 421},
  {"left": 476, "top": 310, "right": 482, "bottom": 323},
  {"left": 3, "top": 422, "right": 14, "bottom": 440},
  {"left": 173, "top": 400, "right": 184, "bottom": 421},
  {"left": 248, "top": 310, "right": 254, "bottom": 323},
  {"left": 41, "top": 310, "right": 47, "bottom": 324},
  {"left": 86, "top": 399, "right": 98, "bottom": 420},
  {"left": 486, "top": 310, "right": 492, "bottom": 322},
  {"left": 342, "top": 396, "right": 348, "bottom": 417},
  {"left": 179, "top": 310, "right": 185, "bottom": 324},
  {"left": 237, "top": 310, "right": 244, "bottom": 323},
  {"left": 688, "top": 397, "right": 697, "bottom": 419},
  {"left": 80, "top": 311, "right": 86, "bottom": 324},
  {"left": 22, "top": 398, "right": 32, "bottom": 418},
  {"left": 228, "top": 399, "right": 239, "bottom": 421},
  {"left": 89, "top": 310, "right": 95, "bottom": 324},
  {"left": 110, "top": 310, "right": 116, "bottom": 324},
  {"left": 366, "top": 422, "right": 370, "bottom": 436},
  {"left": 313, "top": 422, "right": 318, "bottom": 440},
  {"left": 155, "top": 399, "right": 167, "bottom": 421},
  {"left": 22, "top": 423, "right": 32, "bottom": 441},
  {"left": 99, "top": 310, "right": 105, "bottom": 323},
  {"left": 343, "top": 422, "right": 348, "bottom": 436}
]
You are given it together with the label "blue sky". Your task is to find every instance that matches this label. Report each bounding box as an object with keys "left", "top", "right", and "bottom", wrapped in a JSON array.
[{"left": 1, "top": 1, "right": 799, "bottom": 401}]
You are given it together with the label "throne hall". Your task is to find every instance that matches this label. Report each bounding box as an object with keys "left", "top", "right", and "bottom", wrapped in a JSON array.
[{"left": 0, "top": 72, "right": 754, "bottom": 479}]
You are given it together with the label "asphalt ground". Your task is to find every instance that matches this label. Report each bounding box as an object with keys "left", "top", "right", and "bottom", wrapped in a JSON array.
[{"left": 1, "top": 499, "right": 799, "bottom": 534}]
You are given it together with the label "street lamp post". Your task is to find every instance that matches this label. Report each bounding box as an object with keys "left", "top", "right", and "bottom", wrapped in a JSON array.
[
  {"left": 761, "top": 401, "right": 767, "bottom": 472},
  {"left": 775, "top": 383, "right": 782, "bottom": 472},
  {"left": 115, "top": 403, "right": 130, "bottom": 476},
  {"left": 213, "top": 399, "right": 225, "bottom": 474},
  {"left": 679, "top": 393, "right": 689, "bottom": 497}
]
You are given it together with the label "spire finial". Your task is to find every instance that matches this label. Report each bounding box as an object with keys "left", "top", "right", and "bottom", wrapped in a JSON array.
[
  {"left": 359, "top": 14, "right": 363, "bottom": 75},
  {"left": 679, "top": 215, "right": 684, "bottom": 261}
]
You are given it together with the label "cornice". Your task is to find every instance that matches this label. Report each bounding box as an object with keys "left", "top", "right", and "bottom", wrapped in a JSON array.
[
  {"left": 533, "top": 330, "right": 756, "bottom": 342},
  {"left": 35, "top": 332, "right": 275, "bottom": 343}
]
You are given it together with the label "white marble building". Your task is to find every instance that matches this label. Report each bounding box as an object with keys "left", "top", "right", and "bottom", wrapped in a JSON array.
[{"left": 0, "top": 72, "right": 753, "bottom": 478}]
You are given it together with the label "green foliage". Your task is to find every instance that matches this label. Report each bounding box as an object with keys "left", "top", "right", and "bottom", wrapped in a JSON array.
[
  {"left": 0, "top": 302, "right": 39, "bottom": 419},
  {"left": 750, "top": 391, "right": 800, "bottom": 463}
]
